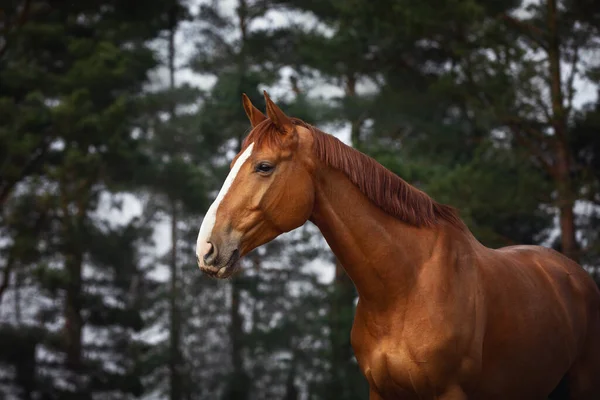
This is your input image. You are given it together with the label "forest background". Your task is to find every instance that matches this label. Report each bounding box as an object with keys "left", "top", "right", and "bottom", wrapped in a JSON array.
[{"left": 1, "top": 0, "right": 600, "bottom": 398}]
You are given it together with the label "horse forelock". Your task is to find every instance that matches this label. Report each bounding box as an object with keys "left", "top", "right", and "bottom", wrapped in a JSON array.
[
  {"left": 241, "top": 118, "right": 290, "bottom": 151},
  {"left": 241, "top": 118, "right": 465, "bottom": 229}
]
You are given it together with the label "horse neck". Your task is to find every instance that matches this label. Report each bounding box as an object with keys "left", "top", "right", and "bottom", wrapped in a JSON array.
[{"left": 309, "top": 166, "right": 446, "bottom": 307}]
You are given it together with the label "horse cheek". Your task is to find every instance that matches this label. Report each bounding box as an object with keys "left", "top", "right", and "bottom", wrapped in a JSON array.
[{"left": 278, "top": 178, "right": 314, "bottom": 232}]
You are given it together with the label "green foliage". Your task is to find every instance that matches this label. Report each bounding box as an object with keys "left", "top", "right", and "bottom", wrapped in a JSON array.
[
  {"left": 1, "top": 0, "right": 600, "bottom": 398},
  {"left": 0, "top": 0, "right": 174, "bottom": 397}
]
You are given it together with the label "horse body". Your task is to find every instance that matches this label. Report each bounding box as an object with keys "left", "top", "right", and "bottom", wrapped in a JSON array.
[
  {"left": 476, "top": 245, "right": 596, "bottom": 398},
  {"left": 196, "top": 92, "right": 600, "bottom": 399},
  {"left": 313, "top": 164, "right": 600, "bottom": 399},
  {"left": 493, "top": 246, "right": 600, "bottom": 399}
]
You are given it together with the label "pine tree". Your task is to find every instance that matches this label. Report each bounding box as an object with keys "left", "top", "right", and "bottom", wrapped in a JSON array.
[
  {"left": 443, "top": 0, "right": 600, "bottom": 263},
  {"left": 570, "top": 87, "right": 600, "bottom": 280},
  {"left": 0, "top": 0, "right": 176, "bottom": 397},
  {"left": 130, "top": 1, "right": 210, "bottom": 398},
  {"left": 189, "top": 1, "right": 278, "bottom": 398}
]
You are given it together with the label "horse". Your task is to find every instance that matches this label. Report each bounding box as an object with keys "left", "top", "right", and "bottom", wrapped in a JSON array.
[{"left": 195, "top": 91, "right": 600, "bottom": 399}]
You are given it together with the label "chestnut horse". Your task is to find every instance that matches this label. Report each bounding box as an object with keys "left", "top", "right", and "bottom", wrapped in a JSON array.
[{"left": 196, "top": 92, "right": 600, "bottom": 399}]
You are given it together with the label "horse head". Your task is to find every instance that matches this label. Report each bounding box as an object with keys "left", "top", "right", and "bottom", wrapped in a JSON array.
[{"left": 196, "top": 92, "right": 316, "bottom": 278}]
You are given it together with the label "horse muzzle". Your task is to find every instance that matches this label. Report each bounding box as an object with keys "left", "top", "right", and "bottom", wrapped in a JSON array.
[{"left": 197, "top": 240, "right": 241, "bottom": 279}]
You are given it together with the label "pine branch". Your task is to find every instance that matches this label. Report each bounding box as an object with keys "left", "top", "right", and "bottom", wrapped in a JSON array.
[
  {"left": 0, "top": 0, "right": 32, "bottom": 60},
  {"left": 504, "top": 118, "right": 556, "bottom": 176},
  {"left": 501, "top": 115, "right": 552, "bottom": 144},
  {"left": 0, "top": 139, "right": 51, "bottom": 209},
  {"left": 499, "top": 13, "right": 548, "bottom": 50},
  {"left": 531, "top": 91, "right": 553, "bottom": 124}
]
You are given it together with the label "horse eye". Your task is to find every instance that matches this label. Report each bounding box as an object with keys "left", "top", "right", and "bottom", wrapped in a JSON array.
[{"left": 255, "top": 162, "right": 274, "bottom": 174}]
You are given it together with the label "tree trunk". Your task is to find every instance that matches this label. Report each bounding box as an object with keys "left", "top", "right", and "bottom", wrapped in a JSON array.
[
  {"left": 60, "top": 170, "right": 90, "bottom": 397},
  {"left": 64, "top": 250, "right": 83, "bottom": 371},
  {"left": 169, "top": 201, "right": 183, "bottom": 400},
  {"left": 225, "top": 276, "right": 250, "bottom": 400},
  {"left": 230, "top": 279, "right": 244, "bottom": 370},
  {"left": 546, "top": 0, "right": 579, "bottom": 262},
  {"left": 63, "top": 212, "right": 86, "bottom": 397},
  {"left": 14, "top": 267, "right": 21, "bottom": 324},
  {"left": 345, "top": 74, "right": 362, "bottom": 147},
  {"left": 284, "top": 358, "right": 299, "bottom": 400},
  {"left": 167, "top": 6, "right": 184, "bottom": 398},
  {"left": 0, "top": 253, "right": 15, "bottom": 307},
  {"left": 558, "top": 192, "right": 578, "bottom": 261},
  {"left": 328, "top": 259, "right": 357, "bottom": 398}
]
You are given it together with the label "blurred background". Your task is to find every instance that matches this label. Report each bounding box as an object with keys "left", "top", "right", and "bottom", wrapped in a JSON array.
[{"left": 1, "top": 0, "right": 599, "bottom": 398}]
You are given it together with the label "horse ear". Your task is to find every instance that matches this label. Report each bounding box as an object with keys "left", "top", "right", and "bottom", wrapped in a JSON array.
[
  {"left": 242, "top": 93, "right": 267, "bottom": 127},
  {"left": 264, "top": 91, "right": 292, "bottom": 133}
]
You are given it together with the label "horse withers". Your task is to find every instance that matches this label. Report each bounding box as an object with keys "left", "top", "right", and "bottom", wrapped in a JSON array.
[{"left": 195, "top": 92, "right": 600, "bottom": 399}]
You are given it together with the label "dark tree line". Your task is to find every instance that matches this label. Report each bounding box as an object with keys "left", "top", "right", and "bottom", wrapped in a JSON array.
[{"left": 1, "top": 0, "right": 599, "bottom": 399}]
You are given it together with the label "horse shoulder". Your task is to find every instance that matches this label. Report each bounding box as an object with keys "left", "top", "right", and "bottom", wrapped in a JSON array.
[{"left": 350, "top": 246, "right": 484, "bottom": 397}]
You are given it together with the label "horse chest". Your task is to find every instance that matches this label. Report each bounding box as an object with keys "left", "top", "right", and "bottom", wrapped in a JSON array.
[
  {"left": 351, "top": 307, "right": 474, "bottom": 398},
  {"left": 361, "top": 344, "right": 429, "bottom": 398}
]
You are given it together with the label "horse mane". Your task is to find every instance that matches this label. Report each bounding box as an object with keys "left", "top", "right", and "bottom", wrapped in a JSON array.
[{"left": 242, "top": 118, "right": 465, "bottom": 230}]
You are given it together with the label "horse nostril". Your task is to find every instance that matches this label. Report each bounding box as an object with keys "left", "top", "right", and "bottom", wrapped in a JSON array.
[{"left": 203, "top": 242, "right": 216, "bottom": 265}]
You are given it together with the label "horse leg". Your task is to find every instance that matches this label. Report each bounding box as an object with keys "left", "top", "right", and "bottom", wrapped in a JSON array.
[
  {"left": 368, "top": 386, "right": 467, "bottom": 400},
  {"left": 436, "top": 385, "right": 467, "bottom": 400},
  {"left": 368, "top": 387, "right": 383, "bottom": 400},
  {"left": 564, "top": 310, "right": 600, "bottom": 400},
  {"left": 548, "top": 374, "right": 569, "bottom": 400},
  {"left": 565, "top": 362, "right": 600, "bottom": 400}
]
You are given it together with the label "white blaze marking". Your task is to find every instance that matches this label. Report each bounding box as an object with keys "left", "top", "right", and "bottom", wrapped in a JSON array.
[{"left": 196, "top": 142, "right": 255, "bottom": 262}]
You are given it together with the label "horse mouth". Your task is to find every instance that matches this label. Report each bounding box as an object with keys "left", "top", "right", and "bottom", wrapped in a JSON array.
[{"left": 202, "top": 249, "right": 240, "bottom": 279}]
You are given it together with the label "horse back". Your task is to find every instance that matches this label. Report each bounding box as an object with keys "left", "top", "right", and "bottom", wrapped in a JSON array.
[
  {"left": 493, "top": 244, "right": 600, "bottom": 310},
  {"left": 470, "top": 244, "right": 599, "bottom": 398}
]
